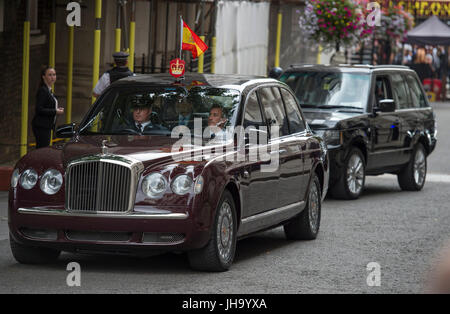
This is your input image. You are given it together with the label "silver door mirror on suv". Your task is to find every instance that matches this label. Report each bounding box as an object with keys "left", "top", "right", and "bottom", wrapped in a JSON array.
[{"left": 375, "top": 99, "right": 396, "bottom": 113}]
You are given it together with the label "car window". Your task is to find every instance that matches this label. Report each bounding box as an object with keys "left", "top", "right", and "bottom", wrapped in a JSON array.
[
  {"left": 391, "top": 74, "right": 410, "bottom": 109},
  {"left": 280, "top": 88, "right": 306, "bottom": 134},
  {"left": 243, "top": 91, "right": 264, "bottom": 129},
  {"left": 374, "top": 76, "right": 393, "bottom": 106},
  {"left": 258, "top": 87, "right": 289, "bottom": 138},
  {"left": 406, "top": 75, "right": 428, "bottom": 108}
]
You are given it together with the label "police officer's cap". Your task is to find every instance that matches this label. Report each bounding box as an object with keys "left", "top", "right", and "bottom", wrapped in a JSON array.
[
  {"left": 113, "top": 51, "right": 129, "bottom": 61},
  {"left": 131, "top": 94, "right": 153, "bottom": 109}
]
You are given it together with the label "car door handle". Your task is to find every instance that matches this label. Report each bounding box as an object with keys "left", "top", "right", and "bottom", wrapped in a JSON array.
[{"left": 270, "top": 149, "right": 287, "bottom": 155}]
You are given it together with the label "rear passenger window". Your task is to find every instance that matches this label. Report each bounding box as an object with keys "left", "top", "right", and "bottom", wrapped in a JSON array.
[
  {"left": 258, "top": 87, "right": 289, "bottom": 138},
  {"left": 243, "top": 92, "right": 264, "bottom": 129},
  {"left": 391, "top": 74, "right": 410, "bottom": 109},
  {"left": 280, "top": 88, "right": 306, "bottom": 134},
  {"left": 406, "top": 75, "right": 428, "bottom": 108}
]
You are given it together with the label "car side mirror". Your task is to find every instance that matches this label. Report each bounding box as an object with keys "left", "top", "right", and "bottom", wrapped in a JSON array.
[
  {"left": 268, "top": 67, "right": 283, "bottom": 79},
  {"left": 375, "top": 99, "right": 396, "bottom": 113},
  {"left": 55, "top": 123, "right": 76, "bottom": 138}
]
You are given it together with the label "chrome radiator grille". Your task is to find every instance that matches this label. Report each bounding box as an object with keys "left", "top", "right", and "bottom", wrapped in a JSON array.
[{"left": 66, "top": 160, "right": 133, "bottom": 213}]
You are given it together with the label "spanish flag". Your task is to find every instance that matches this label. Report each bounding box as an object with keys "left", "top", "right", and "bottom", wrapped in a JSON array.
[{"left": 182, "top": 19, "right": 208, "bottom": 59}]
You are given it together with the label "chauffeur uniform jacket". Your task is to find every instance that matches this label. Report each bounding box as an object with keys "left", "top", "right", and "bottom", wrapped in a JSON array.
[{"left": 32, "top": 85, "right": 58, "bottom": 130}]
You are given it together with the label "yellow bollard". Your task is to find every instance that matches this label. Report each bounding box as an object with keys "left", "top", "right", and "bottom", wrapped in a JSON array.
[
  {"left": 198, "top": 36, "right": 205, "bottom": 74},
  {"left": 211, "top": 37, "right": 216, "bottom": 74},
  {"left": 21, "top": 19, "right": 30, "bottom": 157},
  {"left": 115, "top": 28, "right": 121, "bottom": 53},
  {"left": 49, "top": 23, "right": 56, "bottom": 69},
  {"left": 129, "top": 22, "right": 136, "bottom": 71},
  {"left": 317, "top": 45, "right": 323, "bottom": 65},
  {"left": 275, "top": 11, "right": 282, "bottom": 68}
]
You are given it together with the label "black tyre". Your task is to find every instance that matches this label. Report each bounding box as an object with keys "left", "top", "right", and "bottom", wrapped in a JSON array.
[
  {"left": 397, "top": 143, "right": 427, "bottom": 191},
  {"left": 10, "top": 235, "right": 60, "bottom": 264},
  {"left": 188, "top": 190, "right": 237, "bottom": 272},
  {"left": 284, "top": 174, "right": 321, "bottom": 240},
  {"left": 330, "top": 147, "right": 365, "bottom": 200}
]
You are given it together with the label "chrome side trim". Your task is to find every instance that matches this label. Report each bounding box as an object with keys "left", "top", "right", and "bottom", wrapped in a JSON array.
[
  {"left": 18, "top": 208, "right": 188, "bottom": 220},
  {"left": 237, "top": 201, "right": 305, "bottom": 237}
]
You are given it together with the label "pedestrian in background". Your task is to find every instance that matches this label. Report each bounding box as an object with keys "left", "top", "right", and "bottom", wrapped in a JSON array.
[
  {"left": 31, "top": 66, "right": 64, "bottom": 149},
  {"left": 93, "top": 52, "right": 134, "bottom": 98},
  {"left": 408, "top": 48, "right": 433, "bottom": 82}
]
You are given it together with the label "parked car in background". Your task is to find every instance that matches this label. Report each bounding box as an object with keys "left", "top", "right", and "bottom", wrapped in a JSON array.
[
  {"left": 279, "top": 64, "right": 437, "bottom": 200},
  {"left": 9, "top": 73, "right": 328, "bottom": 271}
]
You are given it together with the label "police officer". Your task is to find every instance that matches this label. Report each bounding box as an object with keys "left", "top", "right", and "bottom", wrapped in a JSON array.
[{"left": 93, "top": 52, "right": 134, "bottom": 98}]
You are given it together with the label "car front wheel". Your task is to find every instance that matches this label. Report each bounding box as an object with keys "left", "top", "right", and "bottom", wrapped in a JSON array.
[
  {"left": 284, "top": 174, "right": 321, "bottom": 240},
  {"left": 188, "top": 190, "right": 237, "bottom": 272},
  {"left": 10, "top": 235, "right": 60, "bottom": 264},
  {"left": 397, "top": 143, "right": 427, "bottom": 191},
  {"left": 330, "top": 147, "right": 366, "bottom": 200}
]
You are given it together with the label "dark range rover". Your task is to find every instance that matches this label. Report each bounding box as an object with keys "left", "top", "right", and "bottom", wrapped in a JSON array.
[{"left": 280, "top": 65, "right": 437, "bottom": 199}]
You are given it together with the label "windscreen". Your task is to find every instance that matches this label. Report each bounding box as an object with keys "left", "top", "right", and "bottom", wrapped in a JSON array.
[
  {"left": 280, "top": 71, "right": 371, "bottom": 111},
  {"left": 80, "top": 86, "right": 241, "bottom": 140}
]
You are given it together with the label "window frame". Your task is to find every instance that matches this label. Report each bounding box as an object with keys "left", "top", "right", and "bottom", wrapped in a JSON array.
[
  {"left": 405, "top": 73, "right": 430, "bottom": 109},
  {"left": 279, "top": 87, "right": 307, "bottom": 135},
  {"left": 390, "top": 73, "right": 411, "bottom": 110},
  {"left": 257, "top": 86, "right": 290, "bottom": 140}
]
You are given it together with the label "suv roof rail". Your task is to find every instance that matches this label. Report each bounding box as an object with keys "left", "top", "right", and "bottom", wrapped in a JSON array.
[{"left": 288, "top": 64, "right": 412, "bottom": 70}]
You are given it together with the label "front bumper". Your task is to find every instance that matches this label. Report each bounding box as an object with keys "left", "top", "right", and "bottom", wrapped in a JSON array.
[{"left": 8, "top": 204, "right": 211, "bottom": 255}]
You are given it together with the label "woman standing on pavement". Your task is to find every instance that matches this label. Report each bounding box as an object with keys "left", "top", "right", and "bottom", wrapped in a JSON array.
[{"left": 32, "top": 67, "right": 64, "bottom": 149}]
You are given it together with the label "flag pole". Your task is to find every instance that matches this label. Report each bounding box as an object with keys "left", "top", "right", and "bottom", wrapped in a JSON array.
[{"left": 179, "top": 15, "right": 183, "bottom": 60}]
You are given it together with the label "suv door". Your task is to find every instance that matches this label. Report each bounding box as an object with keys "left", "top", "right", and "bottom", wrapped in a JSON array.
[
  {"left": 368, "top": 74, "right": 402, "bottom": 169},
  {"left": 391, "top": 73, "right": 419, "bottom": 165}
]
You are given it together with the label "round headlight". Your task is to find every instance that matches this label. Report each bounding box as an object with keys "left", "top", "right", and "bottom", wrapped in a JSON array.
[
  {"left": 40, "top": 169, "right": 63, "bottom": 195},
  {"left": 142, "top": 173, "right": 167, "bottom": 198},
  {"left": 11, "top": 169, "right": 20, "bottom": 188},
  {"left": 171, "top": 175, "right": 193, "bottom": 195},
  {"left": 19, "top": 168, "right": 38, "bottom": 190}
]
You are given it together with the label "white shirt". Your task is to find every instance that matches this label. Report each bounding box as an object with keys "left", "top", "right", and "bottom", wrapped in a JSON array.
[
  {"left": 93, "top": 73, "right": 111, "bottom": 96},
  {"left": 93, "top": 71, "right": 136, "bottom": 96},
  {"left": 135, "top": 120, "right": 152, "bottom": 132}
]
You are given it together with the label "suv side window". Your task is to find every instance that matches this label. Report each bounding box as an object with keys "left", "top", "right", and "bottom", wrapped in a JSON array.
[
  {"left": 258, "top": 87, "right": 289, "bottom": 138},
  {"left": 390, "top": 74, "right": 410, "bottom": 109},
  {"left": 406, "top": 75, "right": 428, "bottom": 108},
  {"left": 243, "top": 91, "right": 264, "bottom": 129},
  {"left": 374, "top": 76, "right": 393, "bottom": 107},
  {"left": 280, "top": 88, "right": 306, "bottom": 134}
]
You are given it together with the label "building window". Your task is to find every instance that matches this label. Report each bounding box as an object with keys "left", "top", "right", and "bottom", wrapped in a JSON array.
[{"left": 0, "top": 0, "right": 4, "bottom": 32}]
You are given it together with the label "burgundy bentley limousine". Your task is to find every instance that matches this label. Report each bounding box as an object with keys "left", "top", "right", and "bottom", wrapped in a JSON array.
[{"left": 9, "top": 73, "right": 328, "bottom": 271}]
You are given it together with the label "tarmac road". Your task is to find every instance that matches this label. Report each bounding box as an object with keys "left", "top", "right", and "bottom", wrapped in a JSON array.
[{"left": 0, "top": 103, "right": 449, "bottom": 294}]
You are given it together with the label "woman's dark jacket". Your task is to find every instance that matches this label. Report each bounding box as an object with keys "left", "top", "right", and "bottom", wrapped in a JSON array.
[{"left": 32, "top": 85, "right": 57, "bottom": 129}]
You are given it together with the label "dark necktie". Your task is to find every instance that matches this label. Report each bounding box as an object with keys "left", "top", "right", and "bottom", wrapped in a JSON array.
[{"left": 137, "top": 123, "right": 142, "bottom": 132}]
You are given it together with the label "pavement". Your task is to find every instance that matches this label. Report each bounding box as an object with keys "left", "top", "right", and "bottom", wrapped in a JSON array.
[{"left": 0, "top": 102, "right": 449, "bottom": 294}]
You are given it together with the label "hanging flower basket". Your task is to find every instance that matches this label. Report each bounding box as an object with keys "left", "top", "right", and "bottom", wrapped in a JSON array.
[
  {"left": 299, "top": 0, "right": 373, "bottom": 51},
  {"left": 374, "top": 4, "right": 414, "bottom": 43}
]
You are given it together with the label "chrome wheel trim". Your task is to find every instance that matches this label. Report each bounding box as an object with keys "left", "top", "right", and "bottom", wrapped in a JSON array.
[
  {"left": 308, "top": 181, "right": 320, "bottom": 233},
  {"left": 216, "top": 201, "right": 234, "bottom": 262},
  {"left": 347, "top": 154, "right": 364, "bottom": 195},
  {"left": 413, "top": 148, "right": 426, "bottom": 186}
]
